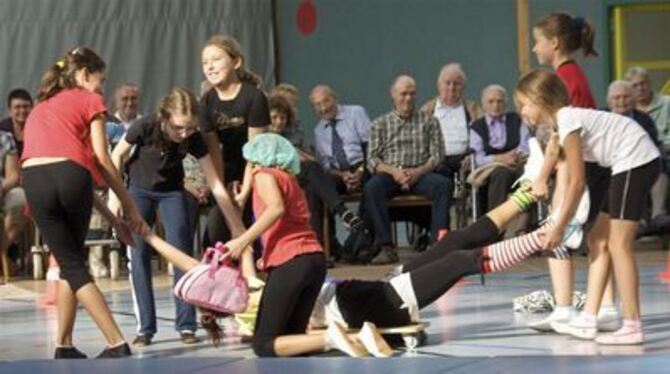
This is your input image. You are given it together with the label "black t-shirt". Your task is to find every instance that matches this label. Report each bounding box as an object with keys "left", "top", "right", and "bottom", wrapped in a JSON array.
[
  {"left": 125, "top": 115, "right": 209, "bottom": 191},
  {"left": 199, "top": 82, "right": 269, "bottom": 183}
]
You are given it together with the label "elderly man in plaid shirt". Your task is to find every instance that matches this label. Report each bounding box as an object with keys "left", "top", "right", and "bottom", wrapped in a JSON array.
[{"left": 363, "top": 75, "right": 452, "bottom": 264}]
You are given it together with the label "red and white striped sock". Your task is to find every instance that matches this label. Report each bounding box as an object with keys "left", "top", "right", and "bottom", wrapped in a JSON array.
[{"left": 482, "top": 223, "right": 550, "bottom": 273}]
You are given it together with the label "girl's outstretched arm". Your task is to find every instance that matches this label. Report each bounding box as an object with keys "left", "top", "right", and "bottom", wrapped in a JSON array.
[
  {"left": 143, "top": 233, "right": 199, "bottom": 272},
  {"left": 224, "top": 171, "right": 284, "bottom": 259}
]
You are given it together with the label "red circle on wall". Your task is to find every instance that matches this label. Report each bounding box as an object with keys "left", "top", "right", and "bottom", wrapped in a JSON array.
[{"left": 296, "top": 0, "right": 317, "bottom": 36}]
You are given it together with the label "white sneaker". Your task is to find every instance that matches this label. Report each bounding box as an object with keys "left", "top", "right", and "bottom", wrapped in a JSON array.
[
  {"left": 527, "top": 308, "right": 575, "bottom": 332},
  {"left": 595, "top": 327, "right": 644, "bottom": 345},
  {"left": 551, "top": 314, "right": 597, "bottom": 340},
  {"left": 357, "top": 322, "right": 393, "bottom": 358},
  {"left": 326, "top": 323, "right": 368, "bottom": 357},
  {"left": 597, "top": 308, "right": 621, "bottom": 332}
]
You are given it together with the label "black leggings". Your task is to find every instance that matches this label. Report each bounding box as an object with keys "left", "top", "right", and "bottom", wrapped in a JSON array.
[
  {"left": 402, "top": 216, "right": 499, "bottom": 272},
  {"left": 23, "top": 161, "right": 94, "bottom": 293},
  {"left": 337, "top": 218, "right": 498, "bottom": 328},
  {"left": 411, "top": 248, "right": 484, "bottom": 308},
  {"left": 252, "top": 252, "right": 326, "bottom": 357},
  {"left": 338, "top": 248, "right": 485, "bottom": 327}
]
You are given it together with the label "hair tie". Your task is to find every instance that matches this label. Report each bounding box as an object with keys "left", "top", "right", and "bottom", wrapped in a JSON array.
[
  {"left": 572, "top": 16, "right": 585, "bottom": 31},
  {"left": 55, "top": 59, "right": 65, "bottom": 69}
]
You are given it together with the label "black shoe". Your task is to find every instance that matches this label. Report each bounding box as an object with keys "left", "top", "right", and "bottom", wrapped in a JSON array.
[
  {"left": 341, "top": 210, "right": 364, "bottom": 231},
  {"left": 370, "top": 246, "right": 398, "bottom": 265},
  {"left": 179, "top": 331, "right": 199, "bottom": 345},
  {"left": 96, "top": 343, "right": 132, "bottom": 358},
  {"left": 54, "top": 346, "right": 87, "bottom": 359},
  {"left": 131, "top": 334, "right": 152, "bottom": 347}
]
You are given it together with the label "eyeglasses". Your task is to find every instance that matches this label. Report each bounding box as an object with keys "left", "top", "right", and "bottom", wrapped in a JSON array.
[{"left": 167, "top": 121, "right": 197, "bottom": 136}]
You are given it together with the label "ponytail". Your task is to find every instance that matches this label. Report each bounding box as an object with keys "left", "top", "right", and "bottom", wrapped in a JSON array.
[
  {"left": 576, "top": 17, "right": 598, "bottom": 57},
  {"left": 236, "top": 67, "right": 263, "bottom": 89},
  {"left": 37, "top": 47, "right": 106, "bottom": 101},
  {"left": 535, "top": 13, "right": 598, "bottom": 58}
]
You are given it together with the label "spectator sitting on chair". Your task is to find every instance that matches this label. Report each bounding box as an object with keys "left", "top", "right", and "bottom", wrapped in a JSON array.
[
  {"left": 0, "top": 89, "right": 31, "bottom": 272},
  {"left": 469, "top": 84, "right": 530, "bottom": 212},
  {"left": 421, "top": 63, "right": 483, "bottom": 178},
  {"left": 106, "top": 83, "right": 142, "bottom": 147},
  {"left": 89, "top": 83, "right": 143, "bottom": 279},
  {"left": 364, "top": 75, "right": 451, "bottom": 265},
  {"left": 309, "top": 85, "right": 370, "bottom": 245},
  {"left": 0, "top": 127, "right": 25, "bottom": 276},
  {"left": 0, "top": 88, "right": 33, "bottom": 155},
  {"left": 271, "top": 83, "right": 301, "bottom": 121}
]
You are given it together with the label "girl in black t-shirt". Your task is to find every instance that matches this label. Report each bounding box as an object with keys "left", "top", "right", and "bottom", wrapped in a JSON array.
[
  {"left": 109, "top": 87, "right": 247, "bottom": 346},
  {"left": 199, "top": 35, "right": 268, "bottom": 268}
]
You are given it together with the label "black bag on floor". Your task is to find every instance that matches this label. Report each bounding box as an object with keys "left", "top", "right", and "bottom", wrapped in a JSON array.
[{"left": 339, "top": 226, "right": 375, "bottom": 263}]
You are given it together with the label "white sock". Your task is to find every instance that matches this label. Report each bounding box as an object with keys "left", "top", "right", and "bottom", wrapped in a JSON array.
[
  {"left": 553, "top": 305, "right": 576, "bottom": 318},
  {"left": 598, "top": 304, "right": 618, "bottom": 315},
  {"left": 389, "top": 273, "right": 420, "bottom": 322}
]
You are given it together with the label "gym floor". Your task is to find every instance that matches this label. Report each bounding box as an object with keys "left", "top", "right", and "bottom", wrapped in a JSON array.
[{"left": 1, "top": 243, "right": 669, "bottom": 373}]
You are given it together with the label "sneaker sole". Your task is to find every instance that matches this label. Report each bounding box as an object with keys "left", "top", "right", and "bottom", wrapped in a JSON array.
[
  {"left": 595, "top": 334, "right": 644, "bottom": 345},
  {"left": 551, "top": 323, "right": 596, "bottom": 340}
]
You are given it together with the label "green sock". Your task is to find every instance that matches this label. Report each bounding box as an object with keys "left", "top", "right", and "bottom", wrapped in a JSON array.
[{"left": 510, "top": 187, "right": 536, "bottom": 212}]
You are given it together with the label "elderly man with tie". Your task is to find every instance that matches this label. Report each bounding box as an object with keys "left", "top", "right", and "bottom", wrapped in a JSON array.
[{"left": 310, "top": 85, "right": 371, "bottom": 247}]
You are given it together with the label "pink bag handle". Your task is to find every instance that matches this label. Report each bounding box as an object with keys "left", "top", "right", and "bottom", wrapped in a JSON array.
[{"left": 203, "top": 242, "right": 239, "bottom": 279}]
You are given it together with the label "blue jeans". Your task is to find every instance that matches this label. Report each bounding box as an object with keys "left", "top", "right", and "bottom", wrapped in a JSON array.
[
  {"left": 362, "top": 173, "right": 452, "bottom": 246},
  {"left": 127, "top": 185, "right": 196, "bottom": 336}
]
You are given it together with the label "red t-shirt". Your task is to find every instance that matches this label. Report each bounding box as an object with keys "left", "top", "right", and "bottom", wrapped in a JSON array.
[
  {"left": 556, "top": 60, "right": 596, "bottom": 109},
  {"left": 252, "top": 167, "right": 322, "bottom": 269},
  {"left": 21, "top": 89, "right": 107, "bottom": 185}
]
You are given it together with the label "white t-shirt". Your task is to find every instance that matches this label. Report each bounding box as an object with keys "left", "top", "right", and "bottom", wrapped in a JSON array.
[
  {"left": 434, "top": 99, "right": 469, "bottom": 156},
  {"left": 556, "top": 107, "right": 659, "bottom": 175}
]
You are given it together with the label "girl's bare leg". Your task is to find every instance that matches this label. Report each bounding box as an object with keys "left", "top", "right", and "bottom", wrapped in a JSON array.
[
  {"left": 547, "top": 161, "right": 574, "bottom": 308},
  {"left": 607, "top": 219, "right": 642, "bottom": 320},
  {"left": 56, "top": 280, "right": 77, "bottom": 346},
  {"left": 583, "top": 213, "right": 612, "bottom": 316},
  {"left": 75, "top": 283, "right": 125, "bottom": 346}
]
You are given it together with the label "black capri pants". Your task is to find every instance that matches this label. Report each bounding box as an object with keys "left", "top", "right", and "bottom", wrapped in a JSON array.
[
  {"left": 252, "top": 252, "right": 326, "bottom": 357},
  {"left": 23, "top": 161, "right": 94, "bottom": 293}
]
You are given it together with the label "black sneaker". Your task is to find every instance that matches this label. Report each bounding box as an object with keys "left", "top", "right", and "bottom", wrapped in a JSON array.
[
  {"left": 370, "top": 246, "right": 399, "bottom": 265},
  {"left": 341, "top": 210, "right": 363, "bottom": 231},
  {"left": 96, "top": 343, "right": 132, "bottom": 358},
  {"left": 179, "top": 331, "right": 199, "bottom": 345},
  {"left": 54, "top": 346, "right": 87, "bottom": 359},
  {"left": 131, "top": 334, "right": 152, "bottom": 347}
]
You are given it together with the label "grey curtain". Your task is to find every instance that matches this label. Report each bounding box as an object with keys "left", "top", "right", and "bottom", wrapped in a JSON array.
[{"left": 0, "top": 0, "right": 275, "bottom": 115}]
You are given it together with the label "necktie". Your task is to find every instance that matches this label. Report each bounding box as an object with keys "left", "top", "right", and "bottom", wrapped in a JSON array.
[{"left": 330, "top": 120, "right": 350, "bottom": 170}]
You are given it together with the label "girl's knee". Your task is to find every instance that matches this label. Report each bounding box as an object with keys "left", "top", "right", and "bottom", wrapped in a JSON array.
[
  {"left": 62, "top": 268, "right": 93, "bottom": 293},
  {"left": 252, "top": 336, "right": 277, "bottom": 357}
]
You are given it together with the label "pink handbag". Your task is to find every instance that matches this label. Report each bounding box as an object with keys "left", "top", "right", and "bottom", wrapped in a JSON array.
[{"left": 174, "top": 242, "right": 249, "bottom": 314}]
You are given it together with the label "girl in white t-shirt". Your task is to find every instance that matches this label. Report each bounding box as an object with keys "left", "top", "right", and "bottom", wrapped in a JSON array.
[{"left": 515, "top": 69, "right": 661, "bottom": 345}]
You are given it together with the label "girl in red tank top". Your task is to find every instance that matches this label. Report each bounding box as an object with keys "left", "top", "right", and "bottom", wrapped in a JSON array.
[{"left": 532, "top": 13, "right": 598, "bottom": 108}]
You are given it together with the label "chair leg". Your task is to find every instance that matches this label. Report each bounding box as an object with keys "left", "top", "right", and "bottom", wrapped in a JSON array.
[{"left": 1, "top": 249, "right": 9, "bottom": 283}]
